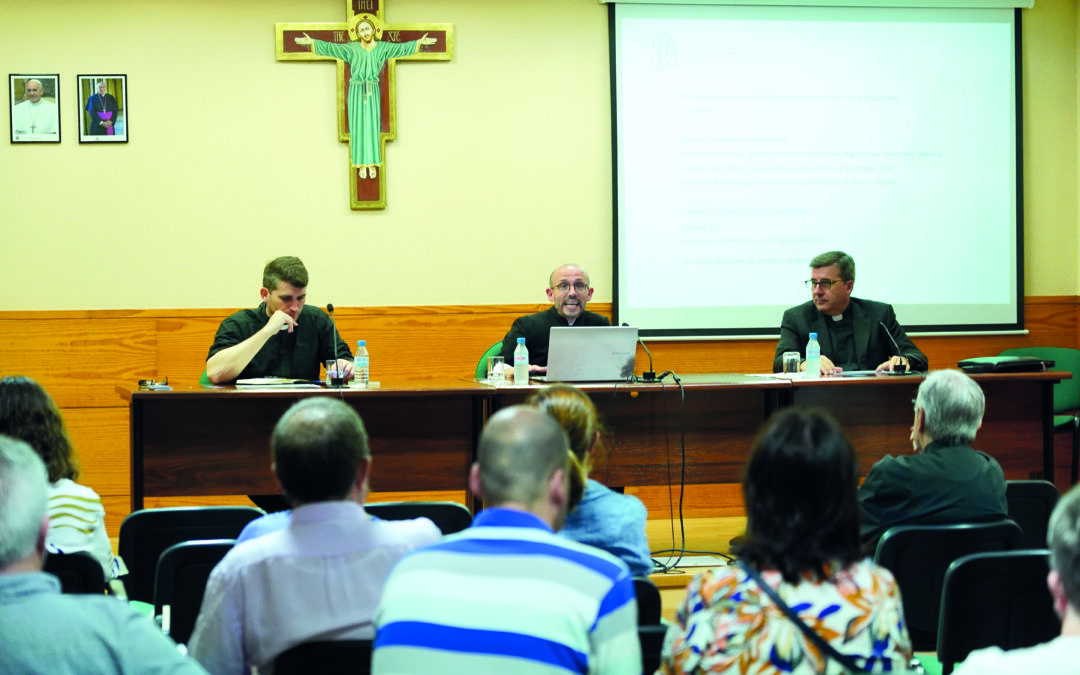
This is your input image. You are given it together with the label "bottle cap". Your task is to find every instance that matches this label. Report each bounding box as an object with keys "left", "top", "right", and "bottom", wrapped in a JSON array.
[
  {"left": 809, "top": 332, "right": 817, "bottom": 339},
  {"left": 357, "top": 340, "right": 366, "bottom": 346},
  {"left": 517, "top": 337, "right": 526, "bottom": 344}
]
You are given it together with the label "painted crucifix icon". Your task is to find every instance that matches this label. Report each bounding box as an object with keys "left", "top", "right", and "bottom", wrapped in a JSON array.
[{"left": 276, "top": 1, "right": 453, "bottom": 209}]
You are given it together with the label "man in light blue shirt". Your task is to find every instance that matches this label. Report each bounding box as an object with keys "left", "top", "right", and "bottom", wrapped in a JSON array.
[{"left": 0, "top": 435, "right": 208, "bottom": 675}]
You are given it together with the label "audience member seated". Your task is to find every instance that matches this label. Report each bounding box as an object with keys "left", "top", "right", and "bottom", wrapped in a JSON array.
[
  {"left": 0, "top": 376, "right": 120, "bottom": 580},
  {"left": 0, "top": 435, "right": 209, "bottom": 674},
  {"left": 187, "top": 398, "right": 440, "bottom": 675},
  {"left": 659, "top": 407, "right": 912, "bottom": 674},
  {"left": 527, "top": 383, "right": 652, "bottom": 575},
  {"left": 859, "top": 369, "right": 1008, "bottom": 551},
  {"left": 373, "top": 406, "right": 641, "bottom": 673},
  {"left": 954, "top": 483, "right": 1080, "bottom": 672},
  {"left": 234, "top": 508, "right": 290, "bottom": 544}
]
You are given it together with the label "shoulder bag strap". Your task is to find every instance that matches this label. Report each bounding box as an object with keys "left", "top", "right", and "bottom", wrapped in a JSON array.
[{"left": 737, "top": 559, "right": 869, "bottom": 673}]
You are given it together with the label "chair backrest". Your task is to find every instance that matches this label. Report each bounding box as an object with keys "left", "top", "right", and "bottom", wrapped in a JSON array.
[
  {"left": 1006, "top": 480, "right": 1060, "bottom": 549},
  {"left": 365, "top": 501, "right": 473, "bottom": 535},
  {"left": 639, "top": 624, "right": 668, "bottom": 675},
  {"left": 874, "top": 520, "right": 1025, "bottom": 651},
  {"left": 118, "top": 506, "right": 264, "bottom": 603},
  {"left": 43, "top": 550, "right": 106, "bottom": 594},
  {"left": 474, "top": 341, "right": 503, "bottom": 380},
  {"left": 275, "top": 639, "right": 374, "bottom": 675},
  {"left": 154, "top": 539, "right": 235, "bottom": 646},
  {"left": 1001, "top": 347, "right": 1080, "bottom": 413},
  {"left": 937, "top": 550, "right": 1060, "bottom": 672},
  {"left": 633, "top": 576, "right": 662, "bottom": 625}
]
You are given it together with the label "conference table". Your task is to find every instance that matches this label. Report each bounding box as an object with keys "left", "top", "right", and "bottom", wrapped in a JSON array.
[{"left": 120, "top": 370, "right": 1065, "bottom": 512}]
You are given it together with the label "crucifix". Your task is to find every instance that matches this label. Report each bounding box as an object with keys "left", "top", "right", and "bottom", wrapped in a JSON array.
[{"left": 275, "top": 0, "right": 453, "bottom": 210}]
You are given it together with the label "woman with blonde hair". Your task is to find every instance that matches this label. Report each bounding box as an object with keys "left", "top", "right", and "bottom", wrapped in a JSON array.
[
  {"left": 527, "top": 384, "right": 652, "bottom": 575},
  {"left": 0, "top": 376, "right": 119, "bottom": 579}
]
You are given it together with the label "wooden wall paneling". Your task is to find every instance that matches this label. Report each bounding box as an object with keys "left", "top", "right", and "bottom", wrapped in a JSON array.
[
  {"left": 154, "top": 315, "right": 232, "bottom": 388},
  {"left": 332, "top": 304, "right": 556, "bottom": 382},
  {"left": 0, "top": 316, "right": 157, "bottom": 408},
  {"left": 627, "top": 484, "right": 745, "bottom": 519},
  {"left": 65, "top": 407, "right": 129, "bottom": 495}
]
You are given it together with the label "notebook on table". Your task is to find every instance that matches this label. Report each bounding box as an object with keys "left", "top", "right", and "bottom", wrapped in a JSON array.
[{"left": 538, "top": 326, "right": 638, "bottom": 383}]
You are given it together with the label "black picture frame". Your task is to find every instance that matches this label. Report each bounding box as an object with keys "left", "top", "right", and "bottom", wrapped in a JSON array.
[
  {"left": 78, "top": 74, "right": 128, "bottom": 143},
  {"left": 9, "top": 74, "right": 60, "bottom": 143}
]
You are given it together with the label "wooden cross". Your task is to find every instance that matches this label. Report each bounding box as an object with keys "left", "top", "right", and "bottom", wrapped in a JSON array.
[{"left": 276, "top": 0, "right": 453, "bottom": 210}]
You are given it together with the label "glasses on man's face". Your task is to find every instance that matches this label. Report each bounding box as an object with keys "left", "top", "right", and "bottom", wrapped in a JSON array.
[
  {"left": 553, "top": 282, "right": 589, "bottom": 294},
  {"left": 805, "top": 279, "right": 845, "bottom": 291}
]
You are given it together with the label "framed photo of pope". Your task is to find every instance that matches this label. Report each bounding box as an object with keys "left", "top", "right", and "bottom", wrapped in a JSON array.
[
  {"left": 78, "top": 74, "right": 128, "bottom": 143},
  {"left": 9, "top": 74, "right": 60, "bottom": 143}
]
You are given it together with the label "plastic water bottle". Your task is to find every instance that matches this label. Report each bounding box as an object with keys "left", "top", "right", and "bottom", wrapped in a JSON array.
[
  {"left": 354, "top": 340, "right": 369, "bottom": 387},
  {"left": 805, "top": 332, "right": 821, "bottom": 379},
  {"left": 514, "top": 337, "right": 529, "bottom": 384}
]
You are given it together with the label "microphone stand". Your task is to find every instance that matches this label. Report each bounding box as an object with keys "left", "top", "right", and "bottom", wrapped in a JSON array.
[
  {"left": 326, "top": 303, "right": 345, "bottom": 387},
  {"left": 623, "top": 323, "right": 655, "bottom": 381},
  {"left": 879, "top": 321, "right": 909, "bottom": 375}
]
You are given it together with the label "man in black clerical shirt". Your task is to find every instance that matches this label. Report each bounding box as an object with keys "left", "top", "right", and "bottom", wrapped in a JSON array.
[
  {"left": 772, "top": 250, "right": 927, "bottom": 375},
  {"left": 498, "top": 263, "right": 610, "bottom": 374},
  {"left": 858, "top": 369, "right": 1007, "bottom": 551},
  {"left": 205, "top": 256, "right": 352, "bottom": 384}
]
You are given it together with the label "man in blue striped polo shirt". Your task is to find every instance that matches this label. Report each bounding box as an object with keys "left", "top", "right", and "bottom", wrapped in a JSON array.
[{"left": 373, "top": 405, "right": 641, "bottom": 674}]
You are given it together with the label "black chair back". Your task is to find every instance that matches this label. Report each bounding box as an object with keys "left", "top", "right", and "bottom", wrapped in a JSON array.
[
  {"left": 633, "top": 576, "right": 662, "bottom": 625},
  {"left": 873, "top": 520, "right": 1025, "bottom": 651},
  {"left": 365, "top": 501, "right": 472, "bottom": 535},
  {"left": 154, "top": 538, "right": 235, "bottom": 645},
  {"left": 1006, "top": 480, "right": 1060, "bottom": 549},
  {"left": 118, "top": 506, "right": 263, "bottom": 603},
  {"left": 937, "top": 550, "right": 1060, "bottom": 674},
  {"left": 275, "top": 639, "right": 373, "bottom": 675},
  {"left": 43, "top": 550, "right": 105, "bottom": 594},
  {"left": 639, "top": 624, "right": 667, "bottom": 675}
]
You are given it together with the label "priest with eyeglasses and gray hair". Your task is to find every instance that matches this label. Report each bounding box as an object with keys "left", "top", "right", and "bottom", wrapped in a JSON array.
[{"left": 772, "top": 250, "right": 927, "bottom": 375}]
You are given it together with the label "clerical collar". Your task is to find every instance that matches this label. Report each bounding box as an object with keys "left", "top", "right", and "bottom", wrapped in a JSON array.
[{"left": 830, "top": 312, "right": 844, "bottom": 322}]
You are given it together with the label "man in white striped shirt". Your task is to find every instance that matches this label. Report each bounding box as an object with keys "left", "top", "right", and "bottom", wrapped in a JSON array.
[{"left": 373, "top": 405, "right": 641, "bottom": 674}]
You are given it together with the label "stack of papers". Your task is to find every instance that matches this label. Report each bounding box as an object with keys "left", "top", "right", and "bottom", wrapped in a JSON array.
[{"left": 236, "top": 378, "right": 319, "bottom": 388}]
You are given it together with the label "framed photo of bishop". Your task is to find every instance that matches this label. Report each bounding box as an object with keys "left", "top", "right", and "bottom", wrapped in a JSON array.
[
  {"left": 9, "top": 74, "right": 60, "bottom": 143},
  {"left": 78, "top": 74, "right": 128, "bottom": 143}
]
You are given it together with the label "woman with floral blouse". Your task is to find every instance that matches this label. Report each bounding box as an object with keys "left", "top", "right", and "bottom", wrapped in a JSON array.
[{"left": 659, "top": 407, "right": 912, "bottom": 674}]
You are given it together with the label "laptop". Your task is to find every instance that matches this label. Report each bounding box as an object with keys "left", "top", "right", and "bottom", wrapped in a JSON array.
[{"left": 540, "top": 326, "right": 638, "bottom": 383}]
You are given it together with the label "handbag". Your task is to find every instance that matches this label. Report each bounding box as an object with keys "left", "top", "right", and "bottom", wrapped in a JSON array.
[{"left": 737, "top": 559, "right": 870, "bottom": 673}]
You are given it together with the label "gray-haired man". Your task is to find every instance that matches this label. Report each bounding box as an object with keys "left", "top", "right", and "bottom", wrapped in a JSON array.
[{"left": 858, "top": 369, "right": 1008, "bottom": 550}]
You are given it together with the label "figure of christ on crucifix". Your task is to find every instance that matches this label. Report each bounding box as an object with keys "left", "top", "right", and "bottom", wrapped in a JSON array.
[
  {"left": 295, "top": 13, "right": 434, "bottom": 180},
  {"left": 276, "top": 1, "right": 453, "bottom": 210}
]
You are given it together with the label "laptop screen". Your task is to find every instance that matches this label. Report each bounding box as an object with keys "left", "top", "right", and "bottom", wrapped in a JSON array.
[{"left": 543, "top": 326, "right": 638, "bottom": 382}]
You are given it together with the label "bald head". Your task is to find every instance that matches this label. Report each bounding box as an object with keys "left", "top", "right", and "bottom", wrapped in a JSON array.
[
  {"left": 546, "top": 264, "right": 594, "bottom": 321},
  {"left": 475, "top": 406, "right": 570, "bottom": 507},
  {"left": 549, "top": 264, "right": 589, "bottom": 288}
]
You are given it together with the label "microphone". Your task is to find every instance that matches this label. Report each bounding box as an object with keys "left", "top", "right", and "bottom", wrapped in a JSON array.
[
  {"left": 878, "top": 321, "right": 908, "bottom": 374},
  {"left": 326, "top": 303, "right": 344, "bottom": 387},
  {"left": 624, "top": 322, "right": 656, "bottom": 382}
]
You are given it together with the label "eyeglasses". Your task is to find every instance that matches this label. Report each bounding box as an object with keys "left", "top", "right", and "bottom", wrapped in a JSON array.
[
  {"left": 138, "top": 376, "right": 169, "bottom": 391},
  {"left": 552, "top": 282, "right": 589, "bottom": 294},
  {"left": 805, "top": 279, "right": 846, "bottom": 290}
]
